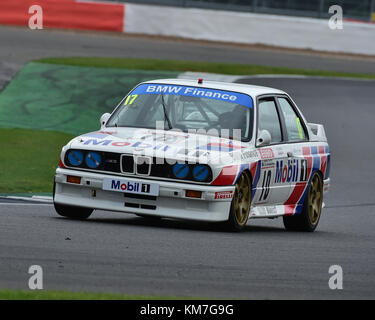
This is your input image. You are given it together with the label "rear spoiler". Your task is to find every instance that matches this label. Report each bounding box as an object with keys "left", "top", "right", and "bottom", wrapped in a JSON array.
[{"left": 308, "top": 123, "right": 327, "bottom": 142}]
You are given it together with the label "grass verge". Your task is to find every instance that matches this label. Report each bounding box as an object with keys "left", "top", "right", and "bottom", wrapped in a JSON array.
[
  {"left": 0, "top": 128, "right": 74, "bottom": 193},
  {"left": 38, "top": 57, "right": 375, "bottom": 79},
  {"left": 0, "top": 289, "right": 188, "bottom": 300}
]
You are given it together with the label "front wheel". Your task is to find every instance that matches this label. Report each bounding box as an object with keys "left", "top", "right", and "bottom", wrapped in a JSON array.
[
  {"left": 54, "top": 202, "right": 93, "bottom": 220},
  {"left": 283, "top": 172, "right": 323, "bottom": 232},
  {"left": 53, "top": 181, "right": 93, "bottom": 220},
  {"left": 225, "top": 172, "right": 251, "bottom": 231}
]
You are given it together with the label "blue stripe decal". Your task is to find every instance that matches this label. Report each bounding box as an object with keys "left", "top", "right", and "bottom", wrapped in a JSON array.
[
  {"left": 325, "top": 154, "right": 331, "bottom": 179},
  {"left": 131, "top": 83, "right": 253, "bottom": 108},
  {"left": 311, "top": 146, "right": 318, "bottom": 155},
  {"left": 251, "top": 161, "right": 262, "bottom": 200},
  {"left": 197, "top": 145, "right": 236, "bottom": 152}
]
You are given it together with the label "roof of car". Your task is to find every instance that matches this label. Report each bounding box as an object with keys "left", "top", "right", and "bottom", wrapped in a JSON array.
[{"left": 142, "top": 78, "right": 287, "bottom": 98}]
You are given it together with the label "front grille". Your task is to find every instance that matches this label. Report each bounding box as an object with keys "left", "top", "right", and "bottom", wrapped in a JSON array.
[
  {"left": 135, "top": 156, "right": 151, "bottom": 175},
  {"left": 140, "top": 204, "right": 156, "bottom": 210},
  {"left": 121, "top": 155, "right": 134, "bottom": 173},
  {"left": 122, "top": 155, "right": 152, "bottom": 175},
  {"left": 124, "top": 193, "right": 157, "bottom": 201},
  {"left": 125, "top": 202, "right": 139, "bottom": 208},
  {"left": 103, "top": 152, "right": 121, "bottom": 173},
  {"left": 65, "top": 149, "right": 212, "bottom": 183},
  {"left": 124, "top": 202, "right": 156, "bottom": 210}
]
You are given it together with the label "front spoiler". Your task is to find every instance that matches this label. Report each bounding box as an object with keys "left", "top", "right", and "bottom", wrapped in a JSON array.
[{"left": 54, "top": 168, "right": 234, "bottom": 222}]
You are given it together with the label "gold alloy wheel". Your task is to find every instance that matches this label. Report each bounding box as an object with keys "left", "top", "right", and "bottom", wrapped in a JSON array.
[
  {"left": 308, "top": 173, "right": 323, "bottom": 226},
  {"left": 233, "top": 173, "right": 251, "bottom": 227}
]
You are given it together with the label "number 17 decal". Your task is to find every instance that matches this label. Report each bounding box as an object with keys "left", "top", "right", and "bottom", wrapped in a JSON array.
[
  {"left": 259, "top": 170, "right": 271, "bottom": 202},
  {"left": 124, "top": 94, "right": 138, "bottom": 107}
]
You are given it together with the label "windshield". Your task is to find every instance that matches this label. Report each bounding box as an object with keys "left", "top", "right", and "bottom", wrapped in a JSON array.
[{"left": 107, "top": 83, "right": 254, "bottom": 141}]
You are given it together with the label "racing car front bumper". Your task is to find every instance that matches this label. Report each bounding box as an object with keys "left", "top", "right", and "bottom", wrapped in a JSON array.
[{"left": 54, "top": 168, "right": 234, "bottom": 222}]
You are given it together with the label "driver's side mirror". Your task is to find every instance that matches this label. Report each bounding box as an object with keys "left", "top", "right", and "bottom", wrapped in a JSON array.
[
  {"left": 100, "top": 113, "right": 111, "bottom": 128},
  {"left": 256, "top": 129, "right": 272, "bottom": 147}
]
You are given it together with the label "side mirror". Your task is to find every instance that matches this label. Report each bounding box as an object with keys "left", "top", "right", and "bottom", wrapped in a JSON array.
[
  {"left": 256, "top": 129, "right": 272, "bottom": 147},
  {"left": 100, "top": 113, "right": 111, "bottom": 128}
]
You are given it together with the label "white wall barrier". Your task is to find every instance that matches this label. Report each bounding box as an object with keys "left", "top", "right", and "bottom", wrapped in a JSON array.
[{"left": 124, "top": 3, "right": 375, "bottom": 56}]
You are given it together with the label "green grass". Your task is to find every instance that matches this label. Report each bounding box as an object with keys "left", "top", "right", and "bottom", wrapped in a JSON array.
[
  {"left": 37, "top": 57, "right": 375, "bottom": 79},
  {"left": 0, "top": 128, "right": 74, "bottom": 193},
  {"left": 0, "top": 62, "right": 178, "bottom": 135},
  {"left": 0, "top": 289, "right": 189, "bottom": 300}
]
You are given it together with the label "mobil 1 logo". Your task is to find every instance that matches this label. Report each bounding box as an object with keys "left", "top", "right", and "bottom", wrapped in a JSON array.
[
  {"left": 258, "top": 158, "right": 308, "bottom": 202},
  {"left": 275, "top": 158, "right": 308, "bottom": 184},
  {"left": 103, "top": 178, "right": 159, "bottom": 196}
]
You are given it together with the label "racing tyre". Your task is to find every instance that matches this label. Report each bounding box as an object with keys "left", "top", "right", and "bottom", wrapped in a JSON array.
[
  {"left": 226, "top": 171, "right": 251, "bottom": 231},
  {"left": 53, "top": 182, "right": 93, "bottom": 220},
  {"left": 54, "top": 203, "right": 93, "bottom": 220},
  {"left": 283, "top": 172, "right": 323, "bottom": 232}
]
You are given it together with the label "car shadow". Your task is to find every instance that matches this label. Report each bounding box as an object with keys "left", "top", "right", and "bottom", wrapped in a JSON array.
[{"left": 55, "top": 213, "right": 288, "bottom": 234}]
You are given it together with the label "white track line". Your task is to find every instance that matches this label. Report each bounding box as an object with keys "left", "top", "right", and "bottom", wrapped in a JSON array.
[
  {"left": 0, "top": 202, "right": 53, "bottom": 206},
  {"left": 1, "top": 196, "right": 52, "bottom": 203}
]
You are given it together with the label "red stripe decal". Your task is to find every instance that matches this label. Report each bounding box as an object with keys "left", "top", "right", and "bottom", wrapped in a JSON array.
[
  {"left": 250, "top": 162, "right": 258, "bottom": 180},
  {"left": 284, "top": 205, "right": 295, "bottom": 216},
  {"left": 285, "top": 183, "right": 306, "bottom": 205},
  {"left": 211, "top": 165, "right": 239, "bottom": 186},
  {"left": 284, "top": 146, "right": 312, "bottom": 213},
  {"left": 302, "top": 146, "right": 310, "bottom": 156}
]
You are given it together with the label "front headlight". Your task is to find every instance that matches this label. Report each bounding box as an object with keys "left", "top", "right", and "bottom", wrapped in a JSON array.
[
  {"left": 85, "top": 151, "right": 102, "bottom": 169},
  {"left": 66, "top": 150, "right": 84, "bottom": 167},
  {"left": 172, "top": 163, "right": 190, "bottom": 179},
  {"left": 192, "top": 164, "right": 210, "bottom": 182}
]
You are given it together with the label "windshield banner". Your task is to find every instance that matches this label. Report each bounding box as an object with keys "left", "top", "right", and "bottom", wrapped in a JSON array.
[{"left": 131, "top": 83, "right": 253, "bottom": 108}]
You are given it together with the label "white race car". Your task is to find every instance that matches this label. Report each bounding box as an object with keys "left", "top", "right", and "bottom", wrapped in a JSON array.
[{"left": 54, "top": 79, "right": 330, "bottom": 231}]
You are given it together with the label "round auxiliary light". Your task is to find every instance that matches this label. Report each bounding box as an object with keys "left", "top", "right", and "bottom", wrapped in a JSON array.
[
  {"left": 192, "top": 164, "right": 210, "bottom": 182},
  {"left": 85, "top": 152, "right": 102, "bottom": 169},
  {"left": 67, "top": 150, "right": 84, "bottom": 167},
  {"left": 172, "top": 163, "right": 190, "bottom": 179}
]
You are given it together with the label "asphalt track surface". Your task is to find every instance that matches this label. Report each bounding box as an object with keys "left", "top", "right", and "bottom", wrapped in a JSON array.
[{"left": 1, "top": 26, "right": 375, "bottom": 299}]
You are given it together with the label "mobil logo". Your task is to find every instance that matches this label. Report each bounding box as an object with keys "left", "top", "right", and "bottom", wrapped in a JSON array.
[
  {"left": 83, "top": 138, "right": 170, "bottom": 151},
  {"left": 275, "top": 159, "right": 308, "bottom": 183},
  {"left": 111, "top": 180, "right": 141, "bottom": 192},
  {"left": 103, "top": 178, "right": 159, "bottom": 196}
]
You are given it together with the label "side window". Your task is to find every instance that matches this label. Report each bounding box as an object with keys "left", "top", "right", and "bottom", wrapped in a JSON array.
[
  {"left": 277, "top": 97, "right": 307, "bottom": 141},
  {"left": 258, "top": 98, "right": 282, "bottom": 143}
]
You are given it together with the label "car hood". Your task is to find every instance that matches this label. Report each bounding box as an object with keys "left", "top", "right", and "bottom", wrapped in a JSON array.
[{"left": 68, "top": 127, "right": 248, "bottom": 165}]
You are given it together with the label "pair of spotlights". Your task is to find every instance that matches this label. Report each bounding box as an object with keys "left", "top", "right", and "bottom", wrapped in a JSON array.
[{"left": 67, "top": 150, "right": 101, "bottom": 169}]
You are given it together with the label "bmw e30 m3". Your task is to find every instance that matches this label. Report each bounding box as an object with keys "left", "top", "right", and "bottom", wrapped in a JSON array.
[{"left": 53, "top": 79, "right": 330, "bottom": 231}]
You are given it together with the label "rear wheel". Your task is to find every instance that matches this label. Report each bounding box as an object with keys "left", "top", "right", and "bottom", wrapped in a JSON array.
[
  {"left": 226, "top": 172, "right": 251, "bottom": 231},
  {"left": 283, "top": 172, "right": 323, "bottom": 232}
]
